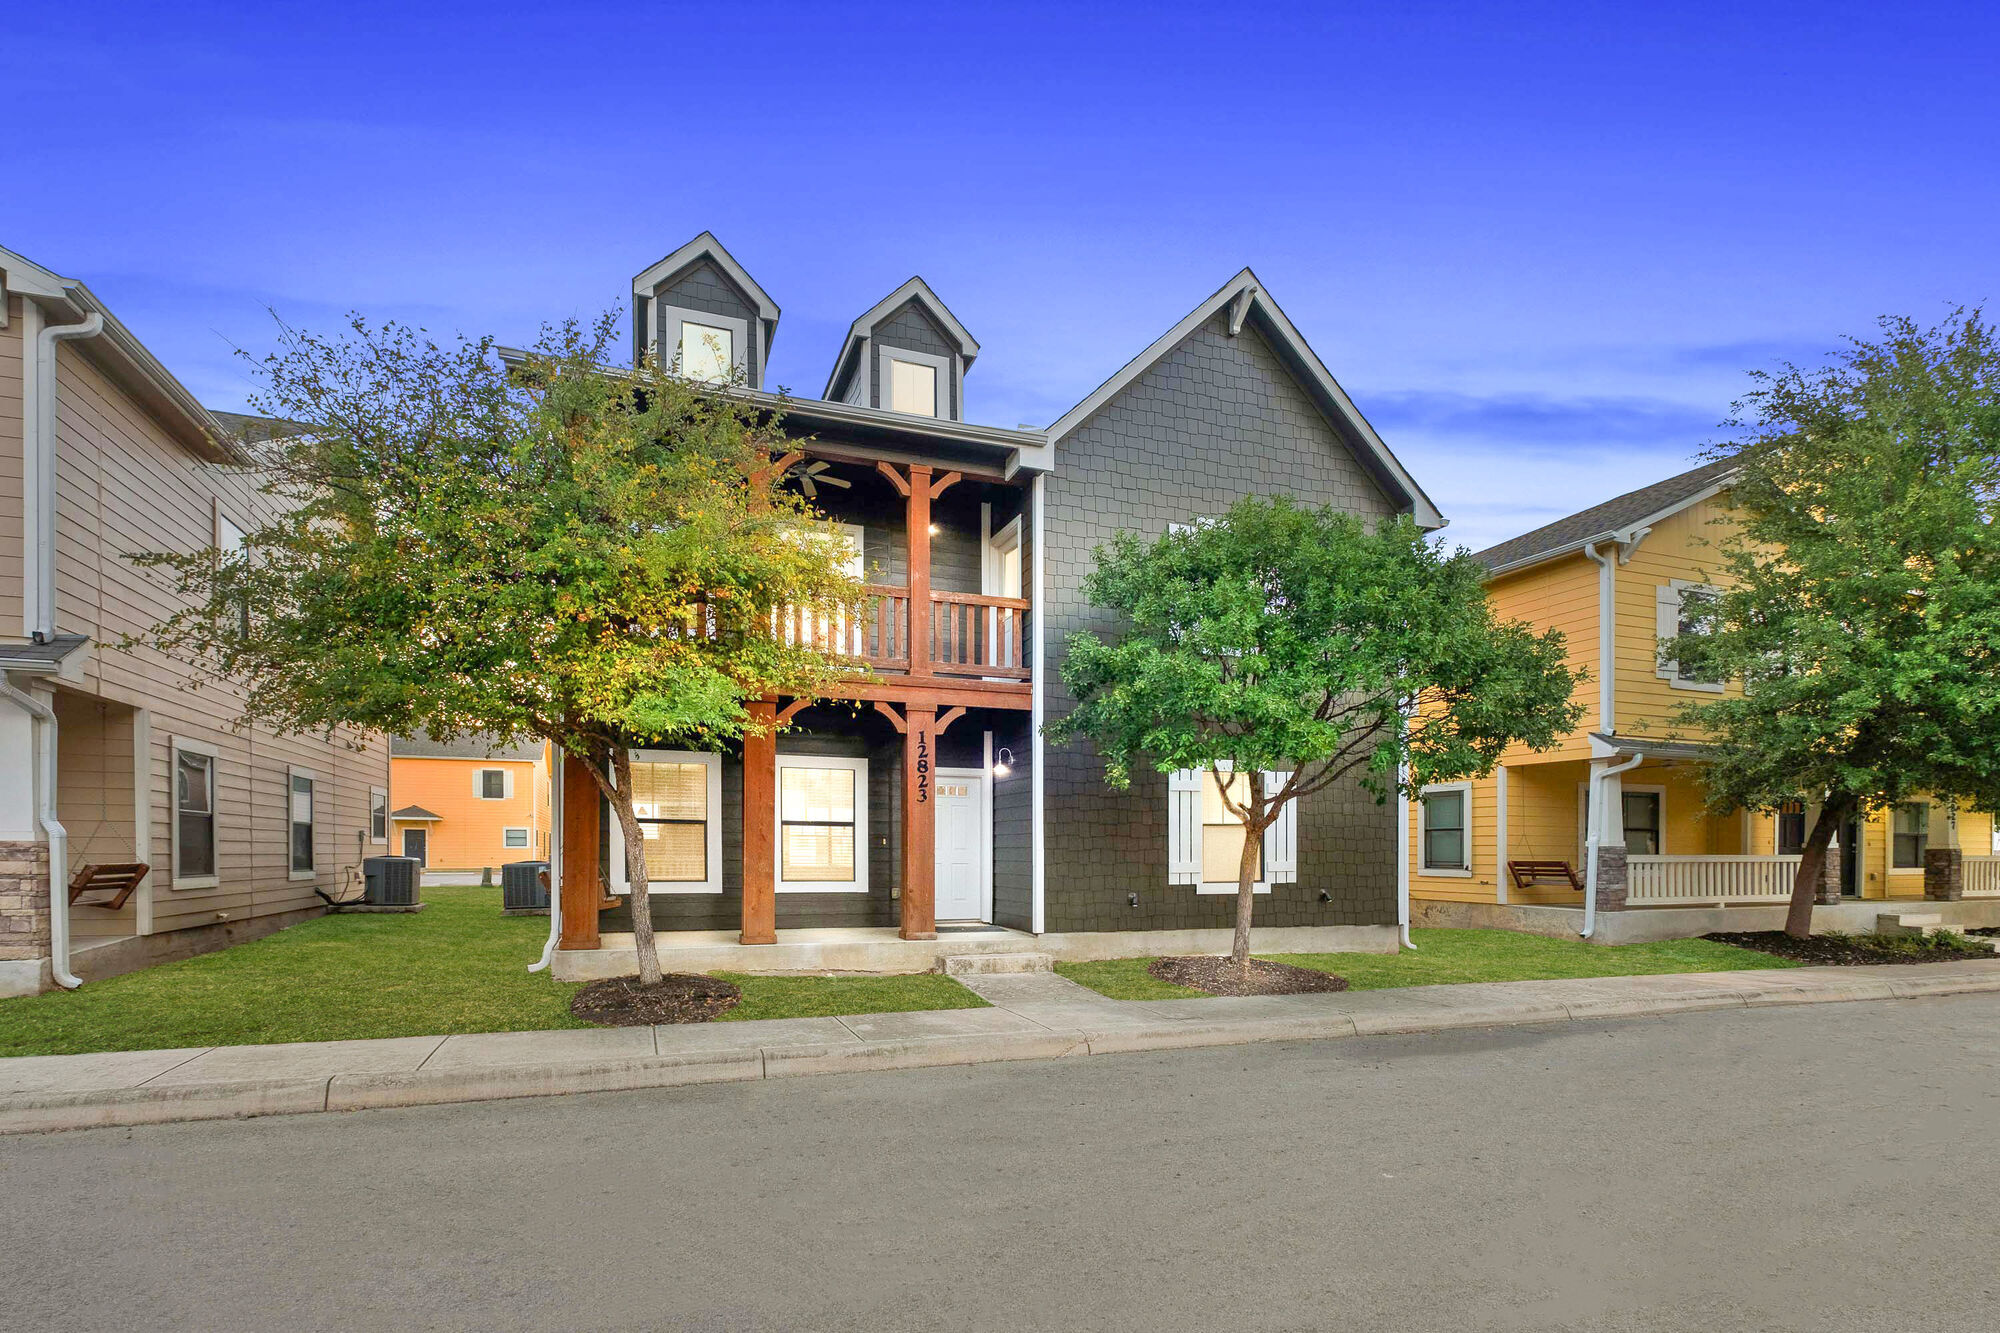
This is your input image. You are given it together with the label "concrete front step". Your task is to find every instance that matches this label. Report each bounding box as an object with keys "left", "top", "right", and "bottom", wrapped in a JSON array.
[
  {"left": 1878, "top": 912, "right": 1946, "bottom": 937},
  {"left": 942, "top": 951, "right": 1055, "bottom": 977}
]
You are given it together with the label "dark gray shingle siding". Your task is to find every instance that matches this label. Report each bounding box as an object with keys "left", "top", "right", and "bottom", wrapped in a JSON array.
[
  {"left": 1041, "top": 312, "right": 1399, "bottom": 932},
  {"left": 653, "top": 258, "right": 762, "bottom": 387}
]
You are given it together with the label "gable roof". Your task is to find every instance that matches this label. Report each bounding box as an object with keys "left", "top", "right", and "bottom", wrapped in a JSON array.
[
  {"left": 0, "top": 243, "right": 240, "bottom": 463},
  {"left": 1044, "top": 269, "right": 1444, "bottom": 529},
  {"left": 822, "top": 276, "right": 979, "bottom": 401},
  {"left": 1475, "top": 456, "right": 1739, "bottom": 576},
  {"left": 391, "top": 734, "right": 544, "bottom": 763},
  {"left": 631, "top": 231, "right": 780, "bottom": 367}
]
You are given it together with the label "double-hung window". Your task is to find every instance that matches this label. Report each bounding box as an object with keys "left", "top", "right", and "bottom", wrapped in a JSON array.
[
  {"left": 1419, "top": 784, "right": 1471, "bottom": 875},
  {"left": 1893, "top": 802, "right": 1929, "bottom": 869},
  {"left": 611, "top": 751, "right": 722, "bottom": 894},
  {"left": 777, "top": 754, "right": 868, "bottom": 893},
  {"left": 369, "top": 786, "right": 389, "bottom": 844},
  {"left": 1621, "top": 791, "right": 1663, "bottom": 856},
  {"left": 1657, "top": 581, "right": 1724, "bottom": 691},
  {"left": 172, "top": 739, "right": 219, "bottom": 888},
  {"left": 503, "top": 827, "right": 531, "bottom": 850},
  {"left": 476, "top": 768, "right": 510, "bottom": 800},
  {"left": 1167, "top": 767, "right": 1298, "bottom": 893},
  {"left": 288, "top": 768, "right": 317, "bottom": 879},
  {"left": 1776, "top": 801, "right": 1807, "bottom": 856}
]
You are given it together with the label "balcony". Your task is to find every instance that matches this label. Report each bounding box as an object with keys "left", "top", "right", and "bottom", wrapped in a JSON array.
[{"left": 776, "top": 584, "right": 1030, "bottom": 687}]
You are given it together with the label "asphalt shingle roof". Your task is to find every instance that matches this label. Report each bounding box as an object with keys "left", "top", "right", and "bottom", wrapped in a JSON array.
[
  {"left": 390, "top": 734, "right": 544, "bottom": 763},
  {"left": 1474, "top": 456, "right": 1738, "bottom": 573}
]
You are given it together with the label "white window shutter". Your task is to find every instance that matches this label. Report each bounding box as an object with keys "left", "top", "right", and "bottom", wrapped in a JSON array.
[
  {"left": 1167, "top": 769, "right": 1202, "bottom": 885},
  {"left": 1262, "top": 771, "right": 1297, "bottom": 884},
  {"left": 1656, "top": 585, "right": 1680, "bottom": 679},
  {"left": 505, "top": 769, "right": 516, "bottom": 799}
]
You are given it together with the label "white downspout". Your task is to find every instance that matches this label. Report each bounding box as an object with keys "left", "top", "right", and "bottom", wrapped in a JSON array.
[
  {"left": 1582, "top": 541, "right": 1616, "bottom": 735},
  {"left": 24, "top": 308, "right": 104, "bottom": 642},
  {"left": 1, "top": 679, "right": 80, "bottom": 988},
  {"left": 1396, "top": 762, "right": 1414, "bottom": 949},
  {"left": 1580, "top": 751, "right": 1644, "bottom": 939},
  {"left": 530, "top": 744, "right": 562, "bottom": 973},
  {"left": 1029, "top": 472, "right": 1046, "bottom": 936}
]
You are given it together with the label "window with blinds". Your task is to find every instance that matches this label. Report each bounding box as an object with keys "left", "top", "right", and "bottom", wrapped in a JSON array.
[
  {"left": 631, "top": 760, "right": 710, "bottom": 882},
  {"left": 781, "top": 765, "right": 856, "bottom": 883}
]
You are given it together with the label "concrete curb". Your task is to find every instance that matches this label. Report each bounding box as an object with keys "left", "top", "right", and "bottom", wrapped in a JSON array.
[{"left": 7, "top": 966, "right": 2000, "bottom": 1134}]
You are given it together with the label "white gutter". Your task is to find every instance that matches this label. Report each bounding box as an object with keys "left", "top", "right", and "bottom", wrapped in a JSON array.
[
  {"left": 22, "top": 307, "right": 104, "bottom": 641},
  {"left": 1580, "top": 751, "right": 1644, "bottom": 939},
  {"left": 1029, "top": 472, "right": 1046, "bottom": 935},
  {"left": 0, "top": 678, "right": 80, "bottom": 988},
  {"left": 530, "top": 745, "right": 563, "bottom": 973}
]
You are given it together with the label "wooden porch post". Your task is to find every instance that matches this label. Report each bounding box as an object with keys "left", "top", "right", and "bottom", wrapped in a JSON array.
[
  {"left": 901, "top": 703, "right": 938, "bottom": 939},
  {"left": 907, "top": 464, "right": 933, "bottom": 678},
  {"left": 558, "top": 752, "right": 602, "bottom": 951},
  {"left": 741, "top": 698, "right": 778, "bottom": 945}
]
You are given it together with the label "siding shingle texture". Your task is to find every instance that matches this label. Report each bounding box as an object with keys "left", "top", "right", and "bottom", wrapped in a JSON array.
[{"left": 1042, "top": 312, "right": 1400, "bottom": 931}]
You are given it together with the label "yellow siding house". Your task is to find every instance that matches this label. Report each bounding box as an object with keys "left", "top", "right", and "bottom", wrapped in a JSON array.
[
  {"left": 1409, "top": 460, "right": 2000, "bottom": 942},
  {"left": 389, "top": 737, "right": 551, "bottom": 885}
]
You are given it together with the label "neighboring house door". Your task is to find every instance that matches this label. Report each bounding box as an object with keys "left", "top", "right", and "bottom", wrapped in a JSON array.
[
  {"left": 402, "top": 828, "right": 428, "bottom": 866},
  {"left": 933, "top": 770, "right": 985, "bottom": 922}
]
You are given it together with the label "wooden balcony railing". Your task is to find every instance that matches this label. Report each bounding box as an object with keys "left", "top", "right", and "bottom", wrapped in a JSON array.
[
  {"left": 763, "top": 584, "right": 1028, "bottom": 681},
  {"left": 1626, "top": 854, "right": 1801, "bottom": 906},
  {"left": 929, "top": 590, "right": 1029, "bottom": 679}
]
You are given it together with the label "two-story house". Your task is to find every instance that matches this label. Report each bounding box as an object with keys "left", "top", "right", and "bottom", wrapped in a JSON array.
[
  {"left": 1405, "top": 460, "right": 2000, "bottom": 943},
  {"left": 549, "top": 232, "right": 1444, "bottom": 977},
  {"left": 389, "top": 735, "right": 551, "bottom": 884},
  {"left": 0, "top": 244, "right": 389, "bottom": 996}
]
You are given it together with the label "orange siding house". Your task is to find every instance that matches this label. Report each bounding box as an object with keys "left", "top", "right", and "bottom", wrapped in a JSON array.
[{"left": 389, "top": 737, "right": 551, "bottom": 884}]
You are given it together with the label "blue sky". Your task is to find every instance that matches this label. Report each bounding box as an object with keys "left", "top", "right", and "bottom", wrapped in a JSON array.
[{"left": 10, "top": 1, "right": 1997, "bottom": 551}]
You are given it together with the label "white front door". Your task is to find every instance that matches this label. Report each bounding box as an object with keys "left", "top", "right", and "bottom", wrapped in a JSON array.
[{"left": 933, "top": 770, "right": 985, "bottom": 921}]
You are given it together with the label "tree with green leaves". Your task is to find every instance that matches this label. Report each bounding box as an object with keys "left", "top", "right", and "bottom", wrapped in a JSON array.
[
  {"left": 1046, "top": 497, "right": 1585, "bottom": 966},
  {"left": 132, "top": 314, "right": 858, "bottom": 985},
  {"left": 1672, "top": 309, "right": 2000, "bottom": 937}
]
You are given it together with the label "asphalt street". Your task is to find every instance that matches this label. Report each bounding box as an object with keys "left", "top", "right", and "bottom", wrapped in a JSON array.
[{"left": 5, "top": 994, "right": 1998, "bottom": 1332}]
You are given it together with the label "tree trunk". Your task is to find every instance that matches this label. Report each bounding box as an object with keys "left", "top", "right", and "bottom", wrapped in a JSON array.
[
  {"left": 1785, "top": 796, "right": 1851, "bottom": 939},
  {"left": 609, "top": 747, "right": 665, "bottom": 986},
  {"left": 1229, "top": 819, "right": 1264, "bottom": 967}
]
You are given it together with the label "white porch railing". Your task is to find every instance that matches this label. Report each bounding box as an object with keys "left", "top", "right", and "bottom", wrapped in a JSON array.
[
  {"left": 1964, "top": 855, "right": 2000, "bottom": 897},
  {"left": 1626, "top": 854, "right": 1803, "bottom": 906}
]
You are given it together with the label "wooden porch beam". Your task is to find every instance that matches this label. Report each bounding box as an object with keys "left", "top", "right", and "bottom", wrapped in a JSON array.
[
  {"left": 927, "top": 470, "right": 962, "bottom": 502},
  {"left": 777, "top": 698, "right": 813, "bottom": 725},
  {"left": 935, "top": 705, "right": 967, "bottom": 732},
  {"left": 872, "top": 699, "right": 908, "bottom": 733}
]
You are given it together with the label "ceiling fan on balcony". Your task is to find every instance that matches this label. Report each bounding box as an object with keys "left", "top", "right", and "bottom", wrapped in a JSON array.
[{"left": 787, "top": 460, "right": 851, "bottom": 500}]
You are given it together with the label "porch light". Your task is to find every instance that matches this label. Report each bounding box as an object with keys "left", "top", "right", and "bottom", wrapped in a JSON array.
[
  {"left": 927, "top": 523, "right": 940, "bottom": 535},
  {"left": 992, "top": 747, "right": 1014, "bottom": 777}
]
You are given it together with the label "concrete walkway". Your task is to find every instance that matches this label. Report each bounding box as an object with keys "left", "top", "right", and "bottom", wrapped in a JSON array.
[{"left": 6, "top": 960, "right": 1999, "bottom": 1134}]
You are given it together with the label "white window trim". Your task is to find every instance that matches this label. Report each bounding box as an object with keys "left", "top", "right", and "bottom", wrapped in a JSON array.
[
  {"left": 1418, "top": 781, "right": 1474, "bottom": 878},
  {"left": 876, "top": 344, "right": 951, "bottom": 418},
  {"left": 474, "top": 767, "right": 514, "bottom": 800},
  {"left": 502, "top": 826, "right": 531, "bottom": 850},
  {"left": 1658, "top": 579, "right": 1726, "bottom": 693},
  {"left": 776, "top": 752, "right": 870, "bottom": 894},
  {"left": 657, "top": 303, "right": 750, "bottom": 385},
  {"left": 170, "top": 737, "right": 220, "bottom": 890},
  {"left": 287, "top": 765, "right": 318, "bottom": 881},
  {"left": 1194, "top": 763, "right": 1272, "bottom": 895},
  {"left": 1577, "top": 782, "right": 1667, "bottom": 862},
  {"left": 609, "top": 749, "right": 723, "bottom": 895},
  {"left": 369, "top": 786, "right": 389, "bottom": 845}
]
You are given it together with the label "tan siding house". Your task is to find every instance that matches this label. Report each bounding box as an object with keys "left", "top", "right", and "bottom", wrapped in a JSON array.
[{"left": 0, "top": 244, "right": 388, "bottom": 995}]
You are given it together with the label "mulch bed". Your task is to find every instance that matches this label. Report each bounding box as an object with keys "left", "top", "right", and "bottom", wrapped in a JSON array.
[
  {"left": 1148, "top": 955, "right": 1350, "bottom": 996},
  {"left": 1703, "top": 930, "right": 1996, "bottom": 966},
  {"left": 570, "top": 974, "right": 742, "bottom": 1026}
]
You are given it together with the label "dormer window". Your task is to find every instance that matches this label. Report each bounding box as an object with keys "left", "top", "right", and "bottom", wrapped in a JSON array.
[
  {"left": 677, "top": 320, "right": 735, "bottom": 384},
  {"left": 888, "top": 357, "right": 938, "bottom": 416}
]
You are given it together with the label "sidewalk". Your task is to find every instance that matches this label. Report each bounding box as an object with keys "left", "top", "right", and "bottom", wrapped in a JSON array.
[{"left": 6, "top": 961, "right": 1999, "bottom": 1134}]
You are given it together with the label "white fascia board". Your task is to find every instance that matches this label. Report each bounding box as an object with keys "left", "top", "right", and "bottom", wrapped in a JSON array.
[{"left": 1479, "top": 473, "right": 1740, "bottom": 582}]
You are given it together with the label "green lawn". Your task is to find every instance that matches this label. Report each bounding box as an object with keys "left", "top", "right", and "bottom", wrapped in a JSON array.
[
  {"left": 0, "top": 887, "right": 982, "bottom": 1057},
  {"left": 1056, "top": 927, "right": 1802, "bottom": 1000}
]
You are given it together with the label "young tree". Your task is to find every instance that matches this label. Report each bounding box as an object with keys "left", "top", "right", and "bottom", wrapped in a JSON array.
[
  {"left": 1046, "top": 497, "right": 1584, "bottom": 966},
  {"left": 1673, "top": 310, "right": 2000, "bottom": 937},
  {"left": 132, "top": 315, "right": 858, "bottom": 985}
]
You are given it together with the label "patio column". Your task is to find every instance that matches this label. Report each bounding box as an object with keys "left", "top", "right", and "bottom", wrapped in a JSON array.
[
  {"left": 901, "top": 703, "right": 937, "bottom": 940},
  {"left": 1594, "top": 768, "right": 1629, "bottom": 912},
  {"left": 557, "top": 752, "right": 602, "bottom": 951},
  {"left": 741, "top": 698, "right": 778, "bottom": 945}
]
